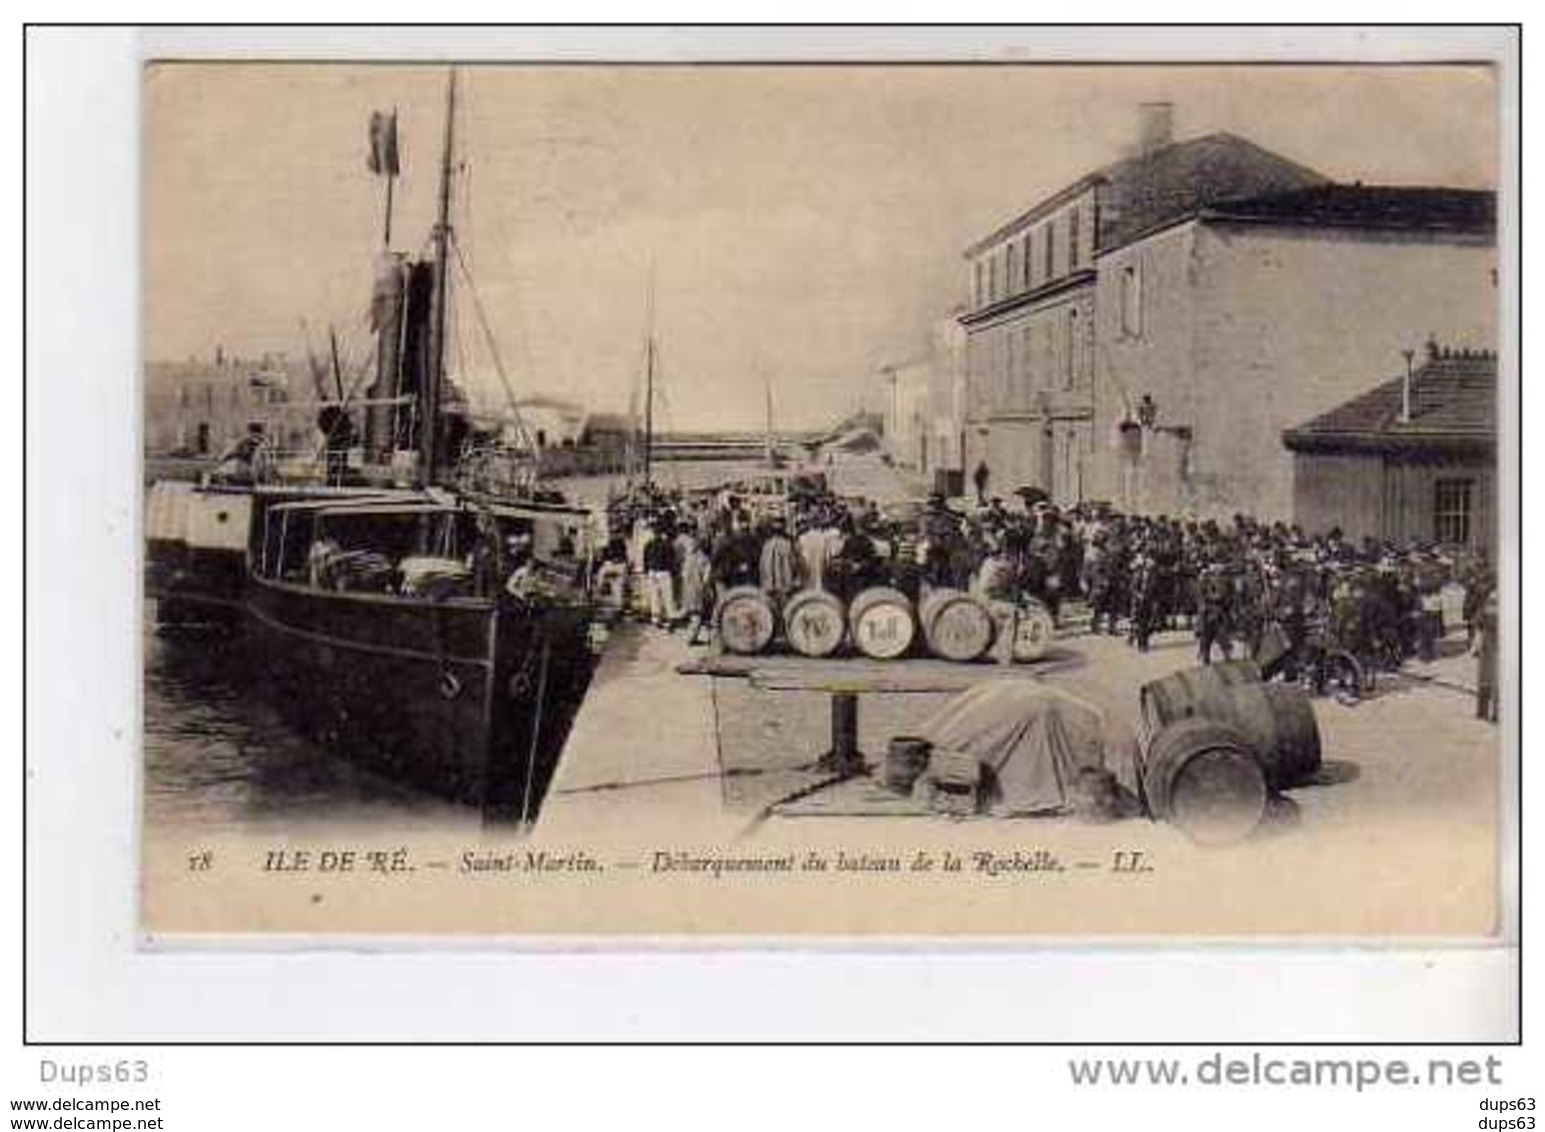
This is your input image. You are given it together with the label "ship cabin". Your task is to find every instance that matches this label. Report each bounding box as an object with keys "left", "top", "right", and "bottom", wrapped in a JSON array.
[{"left": 254, "top": 496, "right": 595, "bottom": 603}]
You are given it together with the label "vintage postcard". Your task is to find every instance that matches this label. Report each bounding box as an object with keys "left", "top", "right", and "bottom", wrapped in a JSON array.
[{"left": 139, "top": 57, "right": 1508, "bottom": 940}]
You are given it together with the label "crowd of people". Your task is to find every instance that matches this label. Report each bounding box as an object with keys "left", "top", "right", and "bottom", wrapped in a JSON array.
[{"left": 592, "top": 479, "right": 1497, "bottom": 709}]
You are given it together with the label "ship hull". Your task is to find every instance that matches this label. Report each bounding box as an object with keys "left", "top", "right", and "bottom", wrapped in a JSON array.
[
  {"left": 245, "top": 574, "right": 592, "bottom": 809},
  {"left": 146, "top": 539, "right": 247, "bottom": 629}
]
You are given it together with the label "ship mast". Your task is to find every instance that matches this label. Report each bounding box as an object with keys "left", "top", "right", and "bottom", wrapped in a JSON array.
[
  {"left": 764, "top": 369, "right": 774, "bottom": 466},
  {"left": 642, "top": 334, "right": 655, "bottom": 487},
  {"left": 641, "top": 264, "right": 657, "bottom": 488},
  {"left": 421, "top": 69, "right": 456, "bottom": 484}
]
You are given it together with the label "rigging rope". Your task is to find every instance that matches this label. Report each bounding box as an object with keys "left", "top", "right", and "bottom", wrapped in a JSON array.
[{"left": 449, "top": 229, "right": 536, "bottom": 453}]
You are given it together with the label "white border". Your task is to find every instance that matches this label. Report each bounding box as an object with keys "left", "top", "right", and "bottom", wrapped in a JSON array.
[{"left": 22, "top": 24, "right": 1522, "bottom": 1043}]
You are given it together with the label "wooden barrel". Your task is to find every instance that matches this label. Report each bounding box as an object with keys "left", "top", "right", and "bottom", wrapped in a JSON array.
[
  {"left": 919, "top": 588, "right": 996, "bottom": 662},
  {"left": 1140, "top": 661, "right": 1320, "bottom": 791},
  {"left": 848, "top": 586, "right": 916, "bottom": 660},
  {"left": 1143, "top": 718, "right": 1268, "bottom": 845},
  {"left": 713, "top": 585, "right": 777, "bottom": 655},
  {"left": 1010, "top": 598, "right": 1057, "bottom": 662},
  {"left": 1138, "top": 659, "right": 1263, "bottom": 736},
  {"left": 1210, "top": 682, "right": 1322, "bottom": 790},
  {"left": 782, "top": 589, "right": 847, "bottom": 658}
]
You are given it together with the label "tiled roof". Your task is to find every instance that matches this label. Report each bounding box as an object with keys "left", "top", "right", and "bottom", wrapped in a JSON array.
[
  {"left": 1282, "top": 349, "right": 1497, "bottom": 454},
  {"left": 1205, "top": 184, "right": 1496, "bottom": 234},
  {"left": 1095, "top": 132, "right": 1331, "bottom": 250},
  {"left": 966, "top": 131, "right": 1329, "bottom": 256}
]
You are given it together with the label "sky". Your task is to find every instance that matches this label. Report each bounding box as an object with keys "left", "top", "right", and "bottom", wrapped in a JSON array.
[{"left": 143, "top": 63, "right": 1498, "bottom": 431}]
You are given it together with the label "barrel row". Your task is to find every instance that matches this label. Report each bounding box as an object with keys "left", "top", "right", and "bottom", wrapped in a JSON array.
[{"left": 713, "top": 585, "right": 1056, "bottom": 663}]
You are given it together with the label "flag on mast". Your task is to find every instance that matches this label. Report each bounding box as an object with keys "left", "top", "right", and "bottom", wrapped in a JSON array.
[{"left": 367, "top": 110, "right": 400, "bottom": 176}]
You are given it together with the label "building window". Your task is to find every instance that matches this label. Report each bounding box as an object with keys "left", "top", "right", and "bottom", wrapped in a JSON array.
[
  {"left": 1063, "top": 308, "right": 1078, "bottom": 389},
  {"left": 1069, "top": 208, "right": 1082, "bottom": 269},
  {"left": 1022, "top": 234, "right": 1032, "bottom": 288},
  {"left": 1434, "top": 479, "right": 1474, "bottom": 546},
  {"left": 974, "top": 261, "right": 984, "bottom": 307},
  {"left": 1120, "top": 263, "right": 1143, "bottom": 337},
  {"left": 988, "top": 256, "right": 998, "bottom": 303},
  {"left": 1005, "top": 333, "right": 1017, "bottom": 405},
  {"left": 1044, "top": 220, "right": 1056, "bottom": 280},
  {"left": 1005, "top": 243, "right": 1018, "bottom": 295}
]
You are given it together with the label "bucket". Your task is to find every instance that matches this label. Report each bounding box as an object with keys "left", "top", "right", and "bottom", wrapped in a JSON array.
[
  {"left": 918, "top": 588, "right": 995, "bottom": 662},
  {"left": 848, "top": 586, "right": 916, "bottom": 660},
  {"left": 782, "top": 589, "right": 847, "bottom": 658},
  {"left": 713, "top": 586, "right": 777, "bottom": 655},
  {"left": 1143, "top": 717, "right": 1268, "bottom": 845},
  {"left": 883, "top": 735, "right": 932, "bottom": 794}
]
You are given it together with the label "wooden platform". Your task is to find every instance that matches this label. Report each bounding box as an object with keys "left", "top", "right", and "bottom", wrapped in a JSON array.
[{"left": 679, "top": 651, "right": 1069, "bottom": 693}]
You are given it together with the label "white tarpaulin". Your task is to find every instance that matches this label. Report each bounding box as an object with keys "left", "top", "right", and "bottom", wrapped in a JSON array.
[{"left": 919, "top": 680, "right": 1142, "bottom": 817}]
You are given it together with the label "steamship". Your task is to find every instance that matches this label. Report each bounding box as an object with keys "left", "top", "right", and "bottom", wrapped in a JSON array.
[{"left": 148, "top": 70, "right": 597, "bottom": 813}]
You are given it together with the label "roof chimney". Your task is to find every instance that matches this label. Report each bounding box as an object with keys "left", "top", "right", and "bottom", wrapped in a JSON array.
[
  {"left": 1137, "top": 102, "right": 1174, "bottom": 158},
  {"left": 1400, "top": 349, "right": 1416, "bottom": 424}
]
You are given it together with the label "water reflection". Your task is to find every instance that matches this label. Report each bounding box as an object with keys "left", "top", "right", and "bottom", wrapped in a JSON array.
[{"left": 143, "top": 629, "right": 470, "bottom": 832}]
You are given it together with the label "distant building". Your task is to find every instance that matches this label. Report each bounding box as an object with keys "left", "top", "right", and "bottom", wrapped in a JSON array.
[
  {"left": 505, "top": 395, "right": 588, "bottom": 451},
  {"left": 958, "top": 108, "right": 1497, "bottom": 519},
  {"left": 143, "top": 354, "right": 321, "bottom": 457},
  {"left": 880, "top": 355, "right": 931, "bottom": 472},
  {"left": 881, "top": 314, "right": 968, "bottom": 484},
  {"left": 579, "top": 412, "right": 638, "bottom": 458},
  {"left": 1283, "top": 343, "right": 1496, "bottom": 553}
]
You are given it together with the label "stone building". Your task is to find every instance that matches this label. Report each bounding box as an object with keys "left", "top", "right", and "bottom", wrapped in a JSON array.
[
  {"left": 958, "top": 112, "right": 1497, "bottom": 520},
  {"left": 880, "top": 354, "right": 932, "bottom": 473},
  {"left": 1282, "top": 343, "right": 1496, "bottom": 553},
  {"left": 142, "top": 353, "right": 321, "bottom": 458},
  {"left": 881, "top": 313, "right": 969, "bottom": 484}
]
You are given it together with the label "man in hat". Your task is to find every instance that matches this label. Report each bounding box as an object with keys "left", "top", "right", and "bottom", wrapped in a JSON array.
[
  {"left": 1127, "top": 548, "right": 1161, "bottom": 652},
  {"left": 973, "top": 534, "right": 1022, "bottom": 666},
  {"left": 1195, "top": 561, "right": 1234, "bottom": 664},
  {"left": 758, "top": 517, "right": 799, "bottom": 609},
  {"left": 796, "top": 513, "right": 834, "bottom": 593},
  {"left": 503, "top": 534, "right": 539, "bottom": 600},
  {"left": 1475, "top": 584, "right": 1499, "bottom": 722},
  {"left": 641, "top": 520, "right": 681, "bottom": 628},
  {"left": 972, "top": 458, "right": 990, "bottom": 507}
]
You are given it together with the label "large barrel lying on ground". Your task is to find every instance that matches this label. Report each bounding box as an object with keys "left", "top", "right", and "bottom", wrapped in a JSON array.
[
  {"left": 1139, "top": 662, "right": 1321, "bottom": 790},
  {"left": 714, "top": 585, "right": 777, "bottom": 655},
  {"left": 1010, "top": 598, "right": 1057, "bottom": 662},
  {"left": 848, "top": 587, "right": 916, "bottom": 659},
  {"left": 782, "top": 589, "right": 847, "bottom": 658},
  {"left": 1143, "top": 718, "right": 1268, "bottom": 845},
  {"left": 919, "top": 588, "right": 996, "bottom": 662},
  {"left": 1214, "top": 682, "right": 1321, "bottom": 789},
  {"left": 1138, "top": 659, "right": 1262, "bottom": 725}
]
